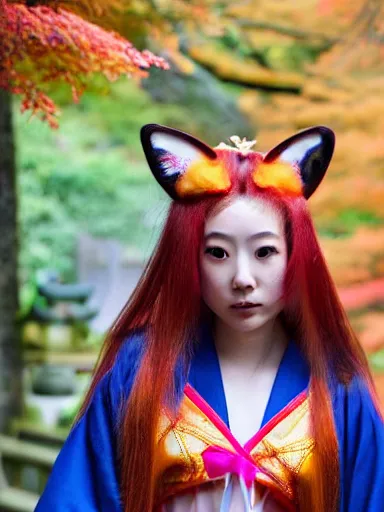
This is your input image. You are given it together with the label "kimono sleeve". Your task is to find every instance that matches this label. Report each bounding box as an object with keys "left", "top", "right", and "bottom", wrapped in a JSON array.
[
  {"left": 334, "top": 376, "right": 384, "bottom": 512},
  {"left": 35, "top": 333, "right": 144, "bottom": 512}
]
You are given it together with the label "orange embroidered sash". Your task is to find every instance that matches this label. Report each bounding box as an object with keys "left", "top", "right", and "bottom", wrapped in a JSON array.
[{"left": 154, "top": 384, "right": 314, "bottom": 509}]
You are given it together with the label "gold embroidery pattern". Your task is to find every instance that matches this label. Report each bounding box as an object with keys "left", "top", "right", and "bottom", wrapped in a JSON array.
[
  {"left": 154, "top": 394, "right": 314, "bottom": 506},
  {"left": 250, "top": 398, "right": 315, "bottom": 502},
  {"left": 155, "top": 397, "right": 233, "bottom": 497}
]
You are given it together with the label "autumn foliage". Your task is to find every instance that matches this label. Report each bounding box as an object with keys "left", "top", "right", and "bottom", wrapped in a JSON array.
[
  {"left": 1, "top": 0, "right": 383, "bottom": 354},
  {"left": 315, "top": 0, "right": 384, "bottom": 72},
  {"left": 0, "top": 0, "right": 169, "bottom": 127}
]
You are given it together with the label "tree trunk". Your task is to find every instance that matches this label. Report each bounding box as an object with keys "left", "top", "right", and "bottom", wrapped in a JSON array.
[{"left": 0, "top": 88, "right": 22, "bottom": 432}]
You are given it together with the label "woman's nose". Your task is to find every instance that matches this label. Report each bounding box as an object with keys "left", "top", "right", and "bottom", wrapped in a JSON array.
[{"left": 232, "top": 258, "right": 257, "bottom": 291}]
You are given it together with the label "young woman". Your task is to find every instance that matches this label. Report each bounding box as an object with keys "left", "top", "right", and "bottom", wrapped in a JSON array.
[{"left": 36, "top": 124, "right": 384, "bottom": 512}]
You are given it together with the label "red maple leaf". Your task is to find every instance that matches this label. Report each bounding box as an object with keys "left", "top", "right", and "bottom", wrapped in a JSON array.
[{"left": 0, "top": 0, "right": 169, "bottom": 127}]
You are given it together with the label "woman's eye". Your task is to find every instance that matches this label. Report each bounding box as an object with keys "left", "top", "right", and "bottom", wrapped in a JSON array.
[
  {"left": 205, "top": 247, "right": 228, "bottom": 259},
  {"left": 256, "top": 246, "right": 277, "bottom": 259}
]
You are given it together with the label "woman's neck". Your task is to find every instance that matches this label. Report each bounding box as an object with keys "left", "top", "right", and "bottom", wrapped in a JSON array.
[{"left": 213, "top": 316, "right": 289, "bottom": 376}]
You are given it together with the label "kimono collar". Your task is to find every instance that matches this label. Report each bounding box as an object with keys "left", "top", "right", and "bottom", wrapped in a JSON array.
[{"left": 187, "top": 324, "right": 310, "bottom": 428}]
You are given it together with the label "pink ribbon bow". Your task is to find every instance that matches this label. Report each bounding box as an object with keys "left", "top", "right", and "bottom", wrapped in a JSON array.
[{"left": 202, "top": 445, "right": 259, "bottom": 488}]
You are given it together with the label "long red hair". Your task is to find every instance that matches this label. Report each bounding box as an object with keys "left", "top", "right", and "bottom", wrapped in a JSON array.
[{"left": 79, "top": 149, "right": 378, "bottom": 512}]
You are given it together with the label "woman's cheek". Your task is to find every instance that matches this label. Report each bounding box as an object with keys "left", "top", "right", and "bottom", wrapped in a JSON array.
[{"left": 201, "top": 271, "right": 225, "bottom": 309}]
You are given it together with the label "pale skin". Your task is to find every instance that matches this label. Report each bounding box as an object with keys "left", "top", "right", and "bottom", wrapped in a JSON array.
[{"left": 199, "top": 197, "right": 289, "bottom": 446}]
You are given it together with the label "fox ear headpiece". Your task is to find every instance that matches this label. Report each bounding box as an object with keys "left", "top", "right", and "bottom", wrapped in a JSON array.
[{"left": 140, "top": 123, "right": 335, "bottom": 200}]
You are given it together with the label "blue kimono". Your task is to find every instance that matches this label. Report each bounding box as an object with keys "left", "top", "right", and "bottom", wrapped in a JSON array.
[{"left": 35, "top": 327, "right": 384, "bottom": 511}]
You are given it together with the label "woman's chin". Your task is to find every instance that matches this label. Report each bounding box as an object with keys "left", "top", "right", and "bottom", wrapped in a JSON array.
[{"left": 223, "top": 315, "right": 270, "bottom": 333}]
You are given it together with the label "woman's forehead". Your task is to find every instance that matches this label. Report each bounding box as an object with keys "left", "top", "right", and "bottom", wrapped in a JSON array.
[{"left": 204, "top": 197, "right": 284, "bottom": 236}]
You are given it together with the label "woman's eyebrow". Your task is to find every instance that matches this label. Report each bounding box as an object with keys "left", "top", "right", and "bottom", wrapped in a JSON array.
[
  {"left": 204, "top": 231, "right": 280, "bottom": 241},
  {"left": 248, "top": 231, "right": 280, "bottom": 241}
]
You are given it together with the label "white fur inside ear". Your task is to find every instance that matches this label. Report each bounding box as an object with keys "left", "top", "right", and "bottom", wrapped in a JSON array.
[
  {"left": 280, "top": 134, "right": 321, "bottom": 165},
  {"left": 151, "top": 133, "right": 201, "bottom": 162}
]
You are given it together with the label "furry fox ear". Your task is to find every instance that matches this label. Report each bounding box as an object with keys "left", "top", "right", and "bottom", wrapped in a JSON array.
[
  {"left": 263, "top": 126, "right": 335, "bottom": 199},
  {"left": 140, "top": 124, "right": 220, "bottom": 200}
]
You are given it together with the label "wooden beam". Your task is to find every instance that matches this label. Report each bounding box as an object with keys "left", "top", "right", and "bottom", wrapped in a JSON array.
[{"left": 0, "top": 435, "right": 58, "bottom": 470}]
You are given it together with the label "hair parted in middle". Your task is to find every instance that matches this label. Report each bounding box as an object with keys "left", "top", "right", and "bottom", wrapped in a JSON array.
[{"left": 79, "top": 124, "right": 376, "bottom": 512}]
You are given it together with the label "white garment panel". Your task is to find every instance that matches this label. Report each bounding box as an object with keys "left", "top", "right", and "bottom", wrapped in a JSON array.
[{"left": 161, "top": 477, "right": 288, "bottom": 512}]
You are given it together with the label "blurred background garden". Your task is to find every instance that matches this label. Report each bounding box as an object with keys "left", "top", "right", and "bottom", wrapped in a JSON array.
[{"left": 0, "top": 0, "right": 383, "bottom": 509}]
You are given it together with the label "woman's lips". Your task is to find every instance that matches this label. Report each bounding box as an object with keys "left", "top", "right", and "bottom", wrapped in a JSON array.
[
  {"left": 230, "top": 303, "right": 262, "bottom": 317},
  {"left": 230, "top": 303, "right": 262, "bottom": 309}
]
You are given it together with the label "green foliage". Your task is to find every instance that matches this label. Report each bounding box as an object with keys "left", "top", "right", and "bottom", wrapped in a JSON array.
[
  {"left": 262, "top": 43, "right": 321, "bottom": 72},
  {"left": 219, "top": 26, "right": 323, "bottom": 72},
  {"left": 69, "top": 77, "right": 190, "bottom": 152},
  {"left": 221, "top": 26, "right": 252, "bottom": 58},
  {"left": 57, "top": 398, "right": 82, "bottom": 428},
  {"left": 15, "top": 78, "right": 182, "bottom": 290},
  {"left": 369, "top": 349, "right": 384, "bottom": 373},
  {"left": 316, "top": 209, "right": 383, "bottom": 238},
  {"left": 24, "top": 404, "right": 43, "bottom": 423}
]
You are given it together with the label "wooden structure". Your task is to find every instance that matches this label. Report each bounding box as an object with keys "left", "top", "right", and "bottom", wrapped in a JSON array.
[{"left": 0, "top": 435, "right": 58, "bottom": 512}]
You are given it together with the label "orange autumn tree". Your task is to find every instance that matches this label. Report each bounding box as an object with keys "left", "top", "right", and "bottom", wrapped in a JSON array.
[
  {"left": 0, "top": 0, "right": 169, "bottom": 432},
  {"left": 0, "top": 0, "right": 169, "bottom": 127},
  {"left": 316, "top": 0, "right": 384, "bottom": 72}
]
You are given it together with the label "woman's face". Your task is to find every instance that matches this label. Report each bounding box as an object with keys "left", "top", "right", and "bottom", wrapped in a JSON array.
[{"left": 199, "top": 197, "right": 288, "bottom": 333}]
